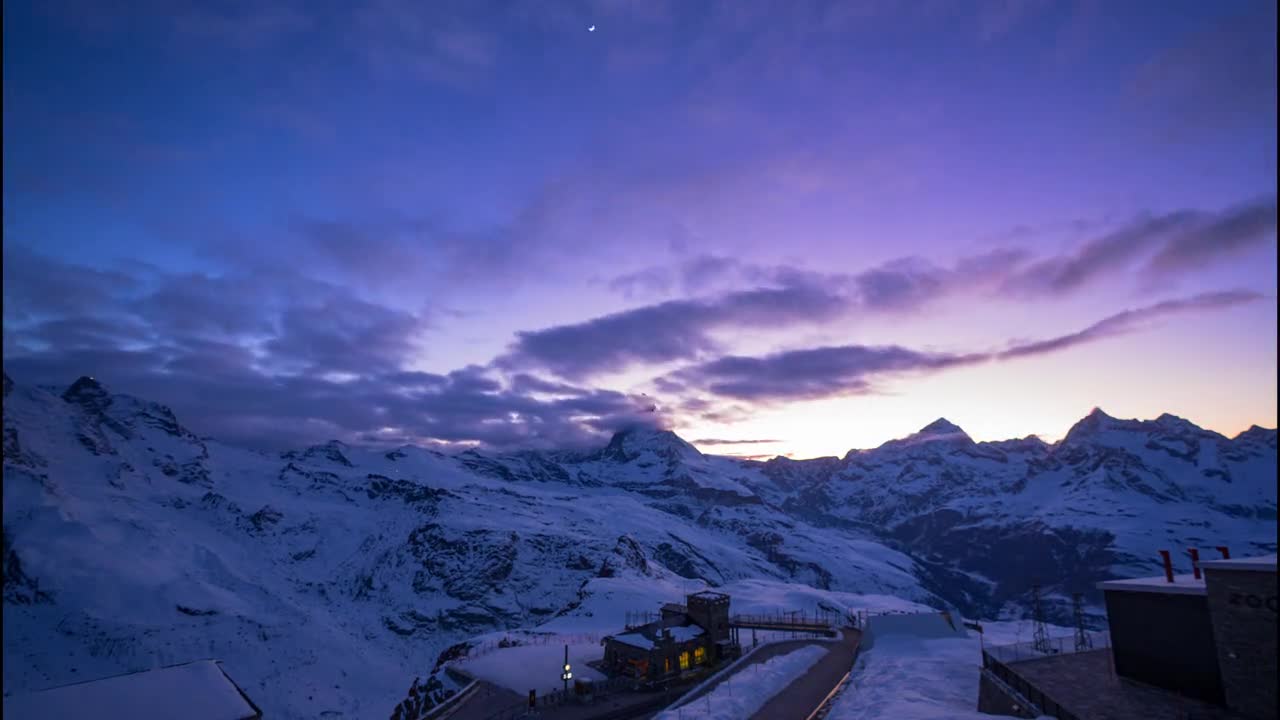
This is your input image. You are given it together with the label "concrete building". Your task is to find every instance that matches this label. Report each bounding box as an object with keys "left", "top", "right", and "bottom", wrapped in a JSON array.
[
  {"left": 602, "top": 591, "right": 735, "bottom": 681},
  {"left": 1199, "top": 554, "right": 1277, "bottom": 720},
  {"left": 978, "top": 551, "right": 1276, "bottom": 720}
]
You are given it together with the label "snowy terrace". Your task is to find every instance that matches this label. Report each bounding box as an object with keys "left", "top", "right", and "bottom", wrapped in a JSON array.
[{"left": 1, "top": 660, "right": 262, "bottom": 720}]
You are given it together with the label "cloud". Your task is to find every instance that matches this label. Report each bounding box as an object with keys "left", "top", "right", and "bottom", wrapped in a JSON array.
[
  {"left": 2, "top": 248, "right": 662, "bottom": 450},
  {"left": 4, "top": 345, "right": 665, "bottom": 452},
  {"left": 604, "top": 194, "right": 1271, "bottom": 313},
  {"left": 498, "top": 280, "right": 849, "bottom": 380},
  {"left": 264, "top": 296, "right": 430, "bottom": 375},
  {"left": 691, "top": 438, "right": 783, "bottom": 446},
  {"left": 848, "top": 251, "right": 1027, "bottom": 312},
  {"left": 1144, "top": 196, "right": 1277, "bottom": 275},
  {"left": 1002, "top": 211, "right": 1201, "bottom": 296},
  {"left": 668, "top": 290, "right": 1263, "bottom": 402},
  {"left": 1002, "top": 198, "right": 1276, "bottom": 297},
  {"left": 2, "top": 243, "right": 141, "bottom": 321},
  {"left": 671, "top": 345, "right": 983, "bottom": 402},
  {"left": 606, "top": 248, "right": 1029, "bottom": 315},
  {"left": 608, "top": 267, "right": 675, "bottom": 299},
  {"left": 995, "top": 290, "right": 1264, "bottom": 360}
]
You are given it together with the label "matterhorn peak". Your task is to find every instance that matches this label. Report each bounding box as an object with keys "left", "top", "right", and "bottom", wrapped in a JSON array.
[
  {"left": 601, "top": 425, "right": 702, "bottom": 463},
  {"left": 61, "top": 375, "right": 112, "bottom": 413}
]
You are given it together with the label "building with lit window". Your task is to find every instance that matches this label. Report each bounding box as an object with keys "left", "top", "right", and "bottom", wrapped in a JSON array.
[{"left": 601, "top": 591, "right": 735, "bottom": 681}]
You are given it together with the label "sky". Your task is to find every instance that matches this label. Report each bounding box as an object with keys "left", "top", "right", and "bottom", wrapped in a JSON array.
[{"left": 3, "top": 0, "right": 1277, "bottom": 459}]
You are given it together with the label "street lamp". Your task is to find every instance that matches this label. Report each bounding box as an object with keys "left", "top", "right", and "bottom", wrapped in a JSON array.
[{"left": 561, "top": 645, "right": 572, "bottom": 692}]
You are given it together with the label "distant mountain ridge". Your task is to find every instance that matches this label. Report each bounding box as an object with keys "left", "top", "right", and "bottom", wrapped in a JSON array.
[{"left": 2, "top": 373, "right": 1275, "bottom": 717}]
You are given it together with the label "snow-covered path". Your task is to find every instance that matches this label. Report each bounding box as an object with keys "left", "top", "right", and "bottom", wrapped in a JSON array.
[
  {"left": 655, "top": 645, "right": 828, "bottom": 720},
  {"left": 827, "top": 622, "right": 1061, "bottom": 720}
]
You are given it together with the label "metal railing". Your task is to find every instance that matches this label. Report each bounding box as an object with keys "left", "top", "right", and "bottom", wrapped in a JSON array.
[
  {"left": 980, "top": 633, "right": 1111, "bottom": 720},
  {"left": 981, "top": 655, "right": 1080, "bottom": 720},
  {"left": 982, "top": 631, "right": 1111, "bottom": 665},
  {"left": 729, "top": 611, "right": 839, "bottom": 629}
]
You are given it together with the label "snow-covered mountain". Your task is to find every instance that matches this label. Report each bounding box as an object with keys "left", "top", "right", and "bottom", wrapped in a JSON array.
[{"left": 3, "top": 374, "right": 1275, "bottom": 717}]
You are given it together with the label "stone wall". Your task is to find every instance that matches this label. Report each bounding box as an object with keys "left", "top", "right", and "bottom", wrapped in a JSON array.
[{"left": 1205, "top": 567, "right": 1278, "bottom": 720}]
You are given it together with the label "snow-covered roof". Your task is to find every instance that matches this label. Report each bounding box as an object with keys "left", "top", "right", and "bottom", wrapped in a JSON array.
[
  {"left": 666, "top": 625, "right": 705, "bottom": 642},
  {"left": 1198, "top": 554, "right": 1277, "bottom": 572},
  {"left": 610, "top": 632, "right": 655, "bottom": 650},
  {"left": 1097, "top": 573, "right": 1206, "bottom": 596},
  {"left": 609, "top": 622, "right": 706, "bottom": 651},
  {"left": 2, "top": 660, "right": 261, "bottom": 720}
]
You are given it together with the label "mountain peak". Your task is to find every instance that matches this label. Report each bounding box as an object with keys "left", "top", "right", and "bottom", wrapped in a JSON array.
[
  {"left": 602, "top": 426, "right": 701, "bottom": 463},
  {"left": 1236, "top": 425, "right": 1278, "bottom": 445},
  {"left": 918, "top": 418, "right": 965, "bottom": 435},
  {"left": 1157, "top": 409, "right": 1192, "bottom": 425},
  {"left": 61, "top": 376, "right": 112, "bottom": 412},
  {"left": 1086, "top": 407, "right": 1114, "bottom": 421},
  {"left": 876, "top": 418, "right": 973, "bottom": 452}
]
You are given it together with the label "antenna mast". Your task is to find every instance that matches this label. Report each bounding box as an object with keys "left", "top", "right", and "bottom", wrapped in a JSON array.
[
  {"left": 1072, "top": 593, "right": 1093, "bottom": 652},
  {"left": 1031, "top": 583, "right": 1051, "bottom": 654}
]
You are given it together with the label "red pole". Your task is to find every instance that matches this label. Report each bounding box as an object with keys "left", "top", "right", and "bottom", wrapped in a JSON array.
[
  {"left": 1159, "top": 550, "right": 1174, "bottom": 582},
  {"left": 1188, "top": 548, "right": 1201, "bottom": 580},
  {"left": 1215, "top": 546, "right": 1230, "bottom": 559}
]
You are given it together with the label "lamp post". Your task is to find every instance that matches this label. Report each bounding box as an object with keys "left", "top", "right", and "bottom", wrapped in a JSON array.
[{"left": 561, "top": 645, "right": 572, "bottom": 694}]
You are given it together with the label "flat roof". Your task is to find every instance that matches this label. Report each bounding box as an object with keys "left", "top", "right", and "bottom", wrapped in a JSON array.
[
  {"left": 1097, "top": 572, "right": 1206, "bottom": 596},
  {"left": 998, "top": 648, "right": 1238, "bottom": 720},
  {"left": 2, "top": 660, "right": 260, "bottom": 720},
  {"left": 1198, "top": 554, "right": 1277, "bottom": 572}
]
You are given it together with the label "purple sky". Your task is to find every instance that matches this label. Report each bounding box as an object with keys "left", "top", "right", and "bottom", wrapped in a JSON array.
[{"left": 3, "top": 0, "right": 1276, "bottom": 457}]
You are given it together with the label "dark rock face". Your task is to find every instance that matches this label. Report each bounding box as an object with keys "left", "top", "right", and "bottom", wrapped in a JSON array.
[
  {"left": 365, "top": 475, "right": 451, "bottom": 508},
  {"left": 62, "top": 376, "right": 112, "bottom": 414},
  {"left": 4, "top": 428, "right": 47, "bottom": 469},
  {"left": 245, "top": 506, "right": 285, "bottom": 534},
  {"left": 597, "top": 535, "right": 650, "bottom": 578},
  {"left": 3, "top": 531, "right": 54, "bottom": 605},
  {"left": 284, "top": 441, "right": 354, "bottom": 468}
]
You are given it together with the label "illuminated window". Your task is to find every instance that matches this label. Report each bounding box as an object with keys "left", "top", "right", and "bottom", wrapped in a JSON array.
[
  {"left": 694, "top": 647, "right": 706, "bottom": 665},
  {"left": 679, "top": 651, "right": 690, "bottom": 670}
]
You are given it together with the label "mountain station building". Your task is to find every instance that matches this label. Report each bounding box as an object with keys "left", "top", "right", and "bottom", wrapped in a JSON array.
[{"left": 602, "top": 591, "right": 735, "bottom": 680}]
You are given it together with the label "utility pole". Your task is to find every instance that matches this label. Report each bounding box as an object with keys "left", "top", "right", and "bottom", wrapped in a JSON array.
[
  {"left": 1031, "top": 583, "right": 1050, "bottom": 654},
  {"left": 1073, "top": 593, "right": 1092, "bottom": 652}
]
